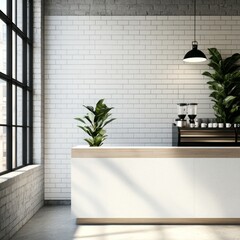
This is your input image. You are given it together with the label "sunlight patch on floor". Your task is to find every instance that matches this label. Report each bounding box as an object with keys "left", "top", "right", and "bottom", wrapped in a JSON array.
[{"left": 73, "top": 225, "right": 240, "bottom": 240}]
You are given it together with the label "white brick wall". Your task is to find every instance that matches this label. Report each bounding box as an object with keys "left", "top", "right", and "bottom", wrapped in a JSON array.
[
  {"left": 33, "top": 0, "right": 44, "bottom": 165},
  {"left": 0, "top": 166, "right": 43, "bottom": 240},
  {"left": 44, "top": 15, "right": 240, "bottom": 199}
]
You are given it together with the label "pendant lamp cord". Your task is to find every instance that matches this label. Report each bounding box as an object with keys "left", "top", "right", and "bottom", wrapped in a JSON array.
[{"left": 194, "top": 0, "right": 196, "bottom": 42}]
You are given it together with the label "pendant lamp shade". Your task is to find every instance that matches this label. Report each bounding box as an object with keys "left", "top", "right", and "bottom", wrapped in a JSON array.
[
  {"left": 183, "top": 41, "right": 207, "bottom": 62},
  {"left": 183, "top": 0, "right": 207, "bottom": 63}
]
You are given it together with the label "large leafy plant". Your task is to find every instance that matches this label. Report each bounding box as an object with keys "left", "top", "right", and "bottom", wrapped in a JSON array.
[
  {"left": 202, "top": 48, "right": 240, "bottom": 123},
  {"left": 75, "top": 99, "right": 116, "bottom": 146}
]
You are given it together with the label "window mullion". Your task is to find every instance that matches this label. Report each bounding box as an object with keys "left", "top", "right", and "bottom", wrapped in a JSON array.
[
  {"left": 6, "top": 0, "right": 13, "bottom": 172},
  {"left": 29, "top": 0, "right": 33, "bottom": 165},
  {"left": 22, "top": 0, "right": 27, "bottom": 166}
]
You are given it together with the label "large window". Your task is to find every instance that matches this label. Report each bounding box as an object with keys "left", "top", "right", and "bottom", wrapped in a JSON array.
[{"left": 0, "top": 0, "right": 33, "bottom": 175}]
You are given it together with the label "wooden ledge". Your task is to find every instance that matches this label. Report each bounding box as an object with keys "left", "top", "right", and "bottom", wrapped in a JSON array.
[
  {"left": 72, "top": 147, "right": 240, "bottom": 158},
  {"left": 76, "top": 218, "right": 240, "bottom": 225}
]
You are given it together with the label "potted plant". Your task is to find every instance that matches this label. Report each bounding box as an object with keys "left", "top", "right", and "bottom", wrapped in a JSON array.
[
  {"left": 202, "top": 48, "right": 240, "bottom": 123},
  {"left": 75, "top": 99, "right": 116, "bottom": 146}
]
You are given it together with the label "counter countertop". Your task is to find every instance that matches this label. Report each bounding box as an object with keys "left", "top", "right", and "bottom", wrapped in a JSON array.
[{"left": 71, "top": 146, "right": 240, "bottom": 158}]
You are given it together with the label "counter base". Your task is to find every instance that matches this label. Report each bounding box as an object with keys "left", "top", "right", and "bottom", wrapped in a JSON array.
[{"left": 76, "top": 218, "right": 240, "bottom": 225}]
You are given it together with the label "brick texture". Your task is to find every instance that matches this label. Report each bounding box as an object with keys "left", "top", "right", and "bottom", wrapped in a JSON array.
[
  {"left": 33, "top": 0, "right": 45, "bottom": 165},
  {"left": 0, "top": 166, "right": 44, "bottom": 240},
  {"left": 44, "top": 15, "right": 240, "bottom": 199},
  {"left": 45, "top": 0, "right": 240, "bottom": 16}
]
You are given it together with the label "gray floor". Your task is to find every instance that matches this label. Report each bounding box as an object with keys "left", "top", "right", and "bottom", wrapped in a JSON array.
[
  {"left": 11, "top": 206, "right": 240, "bottom": 240},
  {"left": 11, "top": 206, "right": 76, "bottom": 240}
]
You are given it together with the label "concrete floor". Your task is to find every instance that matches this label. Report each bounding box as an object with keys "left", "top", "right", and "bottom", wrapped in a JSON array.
[
  {"left": 11, "top": 206, "right": 76, "bottom": 240},
  {"left": 11, "top": 206, "right": 240, "bottom": 240}
]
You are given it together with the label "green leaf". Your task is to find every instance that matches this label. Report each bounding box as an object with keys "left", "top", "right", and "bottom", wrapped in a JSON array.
[
  {"left": 230, "top": 104, "right": 239, "bottom": 113},
  {"left": 230, "top": 71, "right": 240, "bottom": 81},
  {"left": 227, "top": 65, "right": 240, "bottom": 73},
  {"left": 223, "top": 96, "right": 236, "bottom": 108},
  {"left": 202, "top": 71, "right": 213, "bottom": 78},
  {"left": 84, "top": 113, "right": 94, "bottom": 127},
  {"left": 102, "top": 118, "right": 116, "bottom": 128},
  {"left": 74, "top": 117, "right": 85, "bottom": 124},
  {"left": 95, "top": 99, "right": 105, "bottom": 114},
  {"left": 83, "top": 105, "right": 95, "bottom": 114},
  {"left": 94, "top": 127, "right": 103, "bottom": 136},
  {"left": 208, "top": 82, "right": 224, "bottom": 92},
  {"left": 98, "top": 129, "right": 106, "bottom": 136},
  {"left": 208, "top": 61, "right": 222, "bottom": 74},
  {"left": 79, "top": 126, "right": 93, "bottom": 137},
  {"left": 208, "top": 48, "right": 222, "bottom": 63},
  {"left": 234, "top": 115, "right": 240, "bottom": 123},
  {"left": 223, "top": 53, "right": 240, "bottom": 73},
  {"left": 210, "top": 91, "right": 223, "bottom": 100},
  {"left": 84, "top": 138, "right": 94, "bottom": 146},
  {"left": 227, "top": 82, "right": 240, "bottom": 96},
  {"left": 94, "top": 136, "right": 105, "bottom": 146},
  {"left": 206, "top": 80, "right": 215, "bottom": 85}
]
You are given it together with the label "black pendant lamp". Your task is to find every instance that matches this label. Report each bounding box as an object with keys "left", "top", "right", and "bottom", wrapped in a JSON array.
[{"left": 183, "top": 0, "right": 207, "bottom": 63}]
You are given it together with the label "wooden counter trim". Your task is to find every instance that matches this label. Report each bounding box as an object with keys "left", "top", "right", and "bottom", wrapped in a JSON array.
[
  {"left": 72, "top": 147, "right": 240, "bottom": 158},
  {"left": 76, "top": 218, "right": 240, "bottom": 225}
]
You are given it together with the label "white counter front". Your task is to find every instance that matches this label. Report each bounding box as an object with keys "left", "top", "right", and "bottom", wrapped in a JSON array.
[{"left": 71, "top": 146, "right": 240, "bottom": 224}]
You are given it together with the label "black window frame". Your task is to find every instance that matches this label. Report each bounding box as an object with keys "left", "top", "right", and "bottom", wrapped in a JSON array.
[{"left": 0, "top": 0, "right": 33, "bottom": 175}]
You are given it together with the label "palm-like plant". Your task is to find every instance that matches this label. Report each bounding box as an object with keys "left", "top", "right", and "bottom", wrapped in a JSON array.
[
  {"left": 202, "top": 48, "right": 240, "bottom": 123},
  {"left": 75, "top": 99, "right": 116, "bottom": 146}
]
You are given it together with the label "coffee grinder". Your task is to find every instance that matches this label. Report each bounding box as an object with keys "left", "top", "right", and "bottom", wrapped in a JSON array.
[
  {"left": 188, "top": 103, "right": 198, "bottom": 127},
  {"left": 176, "top": 103, "right": 187, "bottom": 127}
]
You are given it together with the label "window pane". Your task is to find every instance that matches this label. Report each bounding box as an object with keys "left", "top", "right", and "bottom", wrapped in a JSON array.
[
  {"left": 27, "top": 128, "right": 29, "bottom": 164},
  {"left": 27, "top": 91, "right": 29, "bottom": 126},
  {"left": 0, "top": 126, "right": 7, "bottom": 173},
  {"left": 17, "top": 0, "right": 23, "bottom": 31},
  {"left": 0, "top": 0, "right": 6, "bottom": 15},
  {"left": 0, "top": 21, "right": 7, "bottom": 74},
  {"left": 27, "top": 44, "right": 30, "bottom": 85},
  {"left": 27, "top": 0, "right": 30, "bottom": 37},
  {"left": 17, "top": 87, "right": 22, "bottom": 126},
  {"left": 17, "top": 127, "right": 22, "bottom": 167},
  {"left": 12, "top": 85, "right": 16, "bottom": 125},
  {"left": 0, "top": 80, "right": 6, "bottom": 124},
  {"left": 12, "top": 32, "right": 16, "bottom": 79},
  {"left": 12, "top": 127, "right": 16, "bottom": 168},
  {"left": 16, "top": 35, "right": 23, "bottom": 82},
  {"left": 12, "top": 0, "right": 16, "bottom": 24}
]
